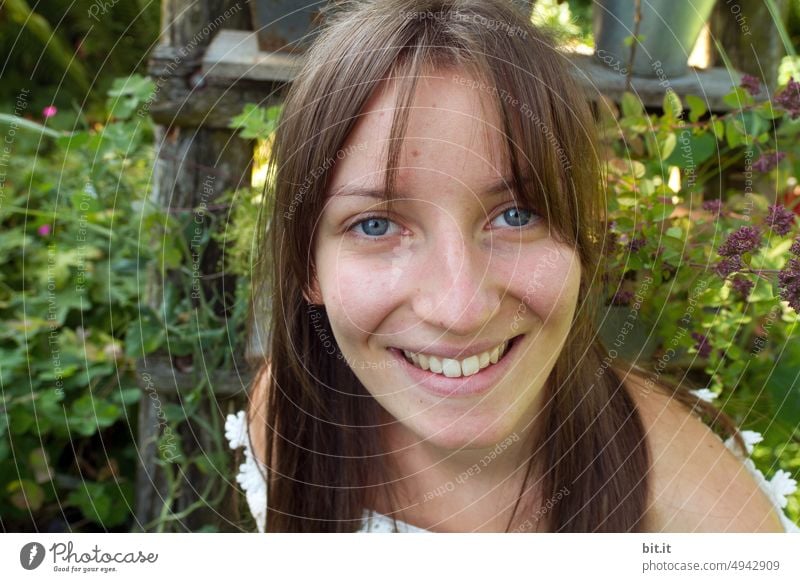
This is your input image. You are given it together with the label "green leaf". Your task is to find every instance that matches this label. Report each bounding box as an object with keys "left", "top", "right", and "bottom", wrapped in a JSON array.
[
  {"left": 659, "top": 133, "right": 677, "bottom": 160},
  {"left": 623, "top": 33, "right": 647, "bottom": 47},
  {"left": 651, "top": 202, "right": 673, "bottom": 222},
  {"left": 711, "top": 118, "right": 725, "bottom": 141},
  {"left": 664, "top": 130, "right": 717, "bottom": 169},
  {"left": 663, "top": 90, "right": 683, "bottom": 120},
  {"left": 723, "top": 86, "right": 755, "bottom": 109},
  {"left": 29, "top": 448, "right": 54, "bottom": 483},
  {"left": 685, "top": 95, "right": 708, "bottom": 123},
  {"left": 70, "top": 395, "right": 121, "bottom": 435},
  {"left": 0, "top": 113, "right": 64, "bottom": 139},
  {"left": 66, "top": 482, "right": 131, "bottom": 526},
  {"left": 229, "top": 104, "right": 282, "bottom": 140},
  {"left": 725, "top": 118, "right": 743, "bottom": 148},
  {"left": 621, "top": 92, "right": 644, "bottom": 118},
  {"left": 766, "top": 347, "right": 800, "bottom": 428},
  {"left": 616, "top": 195, "right": 638, "bottom": 208},
  {"left": 7, "top": 479, "right": 45, "bottom": 511},
  {"left": 112, "top": 388, "right": 141, "bottom": 406},
  {"left": 666, "top": 226, "right": 684, "bottom": 239},
  {"left": 755, "top": 100, "right": 783, "bottom": 120},
  {"left": 106, "top": 75, "right": 156, "bottom": 121}
]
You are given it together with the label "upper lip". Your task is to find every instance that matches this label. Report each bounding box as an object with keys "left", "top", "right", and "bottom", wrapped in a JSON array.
[{"left": 390, "top": 335, "right": 518, "bottom": 360}]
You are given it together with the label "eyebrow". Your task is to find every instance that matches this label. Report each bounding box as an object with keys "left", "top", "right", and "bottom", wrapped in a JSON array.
[{"left": 329, "top": 176, "right": 526, "bottom": 200}]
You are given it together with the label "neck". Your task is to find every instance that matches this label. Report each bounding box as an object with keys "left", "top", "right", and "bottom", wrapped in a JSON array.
[{"left": 374, "top": 392, "right": 547, "bottom": 532}]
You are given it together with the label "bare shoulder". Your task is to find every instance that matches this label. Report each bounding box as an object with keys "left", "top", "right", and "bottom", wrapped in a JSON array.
[
  {"left": 622, "top": 370, "right": 784, "bottom": 532},
  {"left": 246, "top": 362, "right": 272, "bottom": 467}
]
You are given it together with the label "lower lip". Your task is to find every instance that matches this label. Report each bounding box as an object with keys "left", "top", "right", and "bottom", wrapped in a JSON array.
[{"left": 388, "top": 335, "right": 525, "bottom": 398}]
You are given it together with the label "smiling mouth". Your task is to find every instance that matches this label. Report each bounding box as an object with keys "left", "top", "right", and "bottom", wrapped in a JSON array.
[{"left": 396, "top": 334, "right": 523, "bottom": 378}]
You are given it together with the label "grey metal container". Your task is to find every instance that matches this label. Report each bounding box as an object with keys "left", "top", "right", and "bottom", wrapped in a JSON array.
[
  {"left": 250, "top": 1, "right": 535, "bottom": 54},
  {"left": 593, "top": 0, "right": 718, "bottom": 79},
  {"left": 249, "top": 0, "right": 326, "bottom": 53}
]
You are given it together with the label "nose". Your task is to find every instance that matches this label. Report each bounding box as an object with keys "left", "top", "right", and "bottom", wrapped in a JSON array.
[{"left": 410, "top": 227, "right": 502, "bottom": 336}]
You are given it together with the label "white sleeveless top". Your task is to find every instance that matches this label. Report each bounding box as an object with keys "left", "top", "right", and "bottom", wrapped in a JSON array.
[{"left": 225, "top": 410, "right": 799, "bottom": 533}]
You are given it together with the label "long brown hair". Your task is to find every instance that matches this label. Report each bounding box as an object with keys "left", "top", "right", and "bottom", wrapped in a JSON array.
[{"left": 246, "top": 0, "right": 741, "bottom": 532}]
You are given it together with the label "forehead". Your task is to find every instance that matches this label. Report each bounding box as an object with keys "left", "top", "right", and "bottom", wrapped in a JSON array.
[{"left": 326, "top": 67, "right": 508, "bottom": 196}]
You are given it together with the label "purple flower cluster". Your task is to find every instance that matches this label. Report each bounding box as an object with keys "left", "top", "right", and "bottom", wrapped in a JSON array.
[
  {"left": 715, "top": 255, "right": 743, "bottom": 278},
  {"left": 731, "top": 275, "right": 754, "bottom": 300},
  {"left": 604, "top": 230, "right": 619, "bottom": 255},
  {"left": 627, "top": 237, "right": 646, "bottom": 252},
  {"left": 777, "top": 239, "right": 800, "bottom": 311},
  {"left": 775, "top": 77, "right": 800, "bottom": 119},
  {"left": 740, "top": 74, "right": 761, "bottom": 97},
  {"left": 766, "top": 203, "right": 796, "bottom": 236},
  {"left": 702, "top": 199, "right": 723, "bottom": 215},
  {"left": 752, "top": 151, "right": 787, "bottom": 173},
  {"left": 778, "top": 258, "right": 800, "bottom": 311},
  {"left": 691, "top": 332, "right": 711, "bottom": 358},
  {"left": 611, "top": 289, "right": 634, "bottom": 306},
  {"left": 718, "top": 226, "right": 763, "bottom": 257}
]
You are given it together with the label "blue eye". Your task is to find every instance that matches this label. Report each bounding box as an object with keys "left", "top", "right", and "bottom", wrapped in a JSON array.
[
  {"left": 351, "top": 216, "right": 397, "bottom": 237},
  {"left": 492, "top": 206, "right": 537, "bottom": 228}
]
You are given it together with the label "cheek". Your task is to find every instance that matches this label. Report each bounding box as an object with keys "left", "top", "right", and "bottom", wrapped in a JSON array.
[
  {"left": 504, "top": 243, "right": 581, "bottom": 324},
  {"left": 316, "top": 248, "right": 400, "bottom": 340}
]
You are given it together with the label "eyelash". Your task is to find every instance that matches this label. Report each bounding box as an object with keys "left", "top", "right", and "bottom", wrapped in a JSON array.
[{"left": 346, "top": 204, "right": 540, "bottom": 240}]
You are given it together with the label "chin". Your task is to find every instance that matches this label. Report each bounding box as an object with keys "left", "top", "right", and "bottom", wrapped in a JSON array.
[{"left": 400, "top": 409, "right": 523, "bottom": 452}]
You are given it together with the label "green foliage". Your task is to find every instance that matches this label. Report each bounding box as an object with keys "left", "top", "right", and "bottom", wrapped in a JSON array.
[
  {"left": 0, "top": 76, "right": 156, "bottom": 531},
  {"left": 0, "top": 0, "right": 159, "bottom": 115},
  {"left": 531, "top": 0, "right": 594, "bottom": 46},
  {"left": 599, "top": 78, "right": 800, "bottom": 526},
  {"left": 228, "top": 104, "right": 282, "bottom": 140}
]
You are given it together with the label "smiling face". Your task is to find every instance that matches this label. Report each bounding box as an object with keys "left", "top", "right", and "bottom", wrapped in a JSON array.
[{"left": 310, "top": 67, "right": 582, "bottom": 451}]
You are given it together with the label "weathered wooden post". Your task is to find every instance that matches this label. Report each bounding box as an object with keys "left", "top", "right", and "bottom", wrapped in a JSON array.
[
  {"left": 136, "top": 0, "right": 256, "bottom": 531},
  {"left": 710, "top": 0, "right": 791, "bottom": 91}
]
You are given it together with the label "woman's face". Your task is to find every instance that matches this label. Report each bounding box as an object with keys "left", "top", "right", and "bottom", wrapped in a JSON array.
[{"left": 311, "top": 68, "right": 581, "bottom": 450}]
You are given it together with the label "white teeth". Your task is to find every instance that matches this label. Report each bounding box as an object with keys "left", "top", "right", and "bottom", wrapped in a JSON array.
[
  {"left": 418, "top": 353, "right": 430, "bottom": 371},
  {"left": 461, "top": 355, "right": 480, "bottom": 376},
  {"left": 442, "top": 359, "right": 461, "bottom": 378},
  {"left": 400, "top": 340, "right": 512, "bottom": 377}
]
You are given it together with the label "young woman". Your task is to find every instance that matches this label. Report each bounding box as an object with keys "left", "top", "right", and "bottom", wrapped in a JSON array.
[{"left": 225, "top": 0, "right": 797, "bottom": 533}]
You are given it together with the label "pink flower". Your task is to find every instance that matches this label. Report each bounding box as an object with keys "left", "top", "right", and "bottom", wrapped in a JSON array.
[
  {"left": 37, "top": 224, "right": 51, "bottom": 236},
  {"left": 42, "top": 105, "right": 57, "bottom": 119}
]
